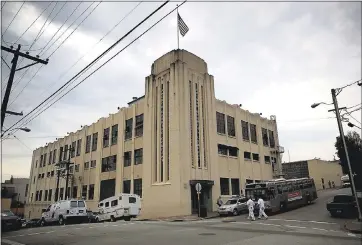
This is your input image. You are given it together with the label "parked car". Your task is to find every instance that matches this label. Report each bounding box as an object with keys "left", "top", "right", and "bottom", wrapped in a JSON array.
[
  {"left": 326, "top": 194, "right": 361, "bottom": 218},
  {"left": 1, "top": 210, "right": 22, "bottom": 232},
  {"left": 23, "top": 219, "right": 42, "bottom": 228},
  {"left": 87, "top": 211, "right": 100, "bottom": 223},
  {"left": 41, "top": 199, "right": 88, "bottom": 226},
  {"left": 218, "top": 196, "right": 248, "bottom": 216}
]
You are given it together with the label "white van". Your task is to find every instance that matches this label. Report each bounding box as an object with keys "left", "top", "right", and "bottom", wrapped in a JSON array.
[
  {"left": 41, "top": 199, "right": 88, "bottom": 226},
  {"left": 98, "top": 193, "right": 141, "bottom": 222}
]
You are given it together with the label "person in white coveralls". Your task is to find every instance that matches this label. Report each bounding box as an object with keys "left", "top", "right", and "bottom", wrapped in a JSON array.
[
  {"left": 257, "top": 196, "right": 268, "bottom": 219},
  {"left": 246, "top": 197, "right": 255, "bottom": 221}
]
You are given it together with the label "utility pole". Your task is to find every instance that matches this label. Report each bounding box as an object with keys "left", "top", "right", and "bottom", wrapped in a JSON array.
[
  {"left": 331, "top": 88, "right": 362, "bottom": 221},
  {"left": 358, "top": 81, "right": 362, "bottom": 140},
  {"left": 64, "top": 146, "right": 74, "bottom": 200},
  {"left": 1, "top": 45, "right": 48, "bottom": 132},
  {"left": 54, "top": 169, "right": 61, "bottom": 202}
]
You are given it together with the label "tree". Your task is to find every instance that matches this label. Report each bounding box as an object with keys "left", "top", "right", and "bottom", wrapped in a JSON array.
[{"left": 335, "top": 131, "right": 362, "bottom": 192}]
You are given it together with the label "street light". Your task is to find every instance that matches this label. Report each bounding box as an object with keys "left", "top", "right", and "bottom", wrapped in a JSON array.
[
  {"left": 1, "top": 127, "right": 31, "bottom": 138},
  {"left": 310, "top": 102, "right": 333, "bottom": 108}
]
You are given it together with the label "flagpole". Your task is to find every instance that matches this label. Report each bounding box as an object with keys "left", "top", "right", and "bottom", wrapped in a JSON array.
[{"left": 176, "top": 4, "right": 179, "bottom": 50}]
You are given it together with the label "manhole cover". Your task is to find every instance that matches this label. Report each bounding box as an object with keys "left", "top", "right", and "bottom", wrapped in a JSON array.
[{"left": 199, "top": 233, "right": 216, "bottom": 236}]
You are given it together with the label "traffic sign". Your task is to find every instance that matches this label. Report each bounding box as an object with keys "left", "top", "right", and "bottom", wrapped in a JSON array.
[{"left": 195, "top": 183, "right": 202, "bottom": 192}]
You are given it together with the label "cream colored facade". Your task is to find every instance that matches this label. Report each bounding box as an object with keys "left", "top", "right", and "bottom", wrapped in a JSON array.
[
  {"left": 25, "top": 49, "right": 283, "bottom": 219},
  {"left": 282, "top": 159, "right": 343, "bottom": 190}
]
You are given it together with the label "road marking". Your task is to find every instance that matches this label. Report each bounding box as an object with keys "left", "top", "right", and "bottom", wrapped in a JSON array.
[
  {"left": 312, "top": 228, "right": 329, "bottom": 232},
  {"left": 3, "top": 230, "right": 54, "bottom": 238},
  {"left": 256, "top": 223, "right": 282, "bottom": 227},
  {"left": 285, "top": 225, "right": 307, "bottom": 229},
  {"left": 2, "top": 239, "right": 26, "bottom": 245},
  {"left": 112, "top": 224, "right": 119, "bottom": 227},
  {"left": 268, "top": 218, "right": 337, "bottom": 225}
]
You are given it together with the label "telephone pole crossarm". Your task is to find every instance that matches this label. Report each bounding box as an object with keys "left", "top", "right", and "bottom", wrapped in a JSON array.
[{"left": 1, "top": 46, "right": 49, "bottom": 64}]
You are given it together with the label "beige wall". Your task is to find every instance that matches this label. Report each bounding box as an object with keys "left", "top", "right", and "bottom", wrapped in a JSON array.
[
  {"left": 1, "top": 198, "right": 11, "bottom": 211},
  {"left": 25, "top": 49, "right": 283, "bottom": 219},
  {"left": 308, "top": 159, "right": 343, "bottom": 190}
]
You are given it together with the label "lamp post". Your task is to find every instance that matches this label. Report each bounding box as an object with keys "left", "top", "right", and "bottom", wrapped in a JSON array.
[
  {"left": 1, "top": 127, "right": 31, "bottom": 138},
  {"left": 311, "top": 94, "right": 362, "bottom": 221}
]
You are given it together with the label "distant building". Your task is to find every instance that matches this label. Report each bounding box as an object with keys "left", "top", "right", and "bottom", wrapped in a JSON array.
[
  {"left": 282, "top": 159, "right": 343, "bottom": 190},
  {"left": 2, "top": 177, "right": 29, "bottom": 204},
  {"left": 25, "top": 49, "right": 284, "bottom": 219}
]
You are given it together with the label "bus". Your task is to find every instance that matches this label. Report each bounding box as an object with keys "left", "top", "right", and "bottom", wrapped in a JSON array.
[{"left": 245, "top": 177, "right": 317, "bottom": 213}]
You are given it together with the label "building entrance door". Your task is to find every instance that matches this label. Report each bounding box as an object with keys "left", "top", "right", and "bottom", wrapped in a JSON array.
[{"left": 189, "top": 180, "right": 214, "bottom": 214}]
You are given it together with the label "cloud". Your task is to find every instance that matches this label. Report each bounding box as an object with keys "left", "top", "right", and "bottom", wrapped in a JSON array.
[{"left": 1, "top": 2, "right": 361, "bottom": 180}]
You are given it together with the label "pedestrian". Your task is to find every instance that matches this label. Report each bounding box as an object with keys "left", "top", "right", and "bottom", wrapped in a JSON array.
[
  {"left": 217, "top": 196, "right": 223, "bottom": 207},
  {"left": 257, "top": 196, "right": 268, "bottom": 219},
  {"left": 246, "top": 197, "right": 255, "bottom": 221}
]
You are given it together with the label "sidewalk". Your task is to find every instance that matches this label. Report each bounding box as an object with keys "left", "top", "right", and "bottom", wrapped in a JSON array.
[
  {"left": 344, "top": 220, "right": 362, "bottom": 234},
  {"left": 135, "top": 212, "right": 219, "bottom": 222}
]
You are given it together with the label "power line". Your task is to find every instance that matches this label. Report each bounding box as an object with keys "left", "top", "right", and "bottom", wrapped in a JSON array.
[
  {"left": 8, "top": 2, "right": 97, "bottom": 107},
  {"left": 1, "top": 2, "right": 25, "bottom": 37},
  {"left": 1, "top": 57, "right": 11, "bottom": 69},
  {"left": 13, "top": 135, "right": 33, "bottom": 151},
  {"left": 38, "top": 1, "right": 143, "bottom": 99},
  {"left": 13, "top": 1, "right": 187, "bottom": 132},
  {"left": 336, "top": 79, "right": 362, "bottom": 96},
  {"left": 4, "top": 0, "right": 173, "bottom": 136}
]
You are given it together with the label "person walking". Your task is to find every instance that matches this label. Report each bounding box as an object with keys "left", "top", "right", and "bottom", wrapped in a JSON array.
[
  {"left": 246, "top": 197, "right": 255, "bottom": 221},
  {"left": 217, "top": 196, "right": 223, "bottom": 207},
  {"left": 257, "top": 196, "right": 268, "bottom": 219}
]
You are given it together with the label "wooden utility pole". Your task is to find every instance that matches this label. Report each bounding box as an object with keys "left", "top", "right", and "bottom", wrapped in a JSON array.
[{"left": 1, "top": 45, "right": 48, "bottom": 131}]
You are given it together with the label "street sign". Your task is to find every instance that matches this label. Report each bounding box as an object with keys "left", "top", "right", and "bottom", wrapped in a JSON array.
[{"left": 195, "top": 183, "right": 202, "bottom": 192}]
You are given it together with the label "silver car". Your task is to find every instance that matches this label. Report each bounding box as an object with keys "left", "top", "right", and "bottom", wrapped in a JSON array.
[{"left": 218, "top": 197, "right": 248, "bottom": 216}]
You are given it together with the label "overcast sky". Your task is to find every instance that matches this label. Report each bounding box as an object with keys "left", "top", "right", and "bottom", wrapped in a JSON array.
[{"left": 1, "top": 1, "right": 361, "bottom": 180}]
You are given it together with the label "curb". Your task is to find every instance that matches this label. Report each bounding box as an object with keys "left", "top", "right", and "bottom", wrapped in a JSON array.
[{"left": 344, "top": 223, "right": 362, "bottom": 234}]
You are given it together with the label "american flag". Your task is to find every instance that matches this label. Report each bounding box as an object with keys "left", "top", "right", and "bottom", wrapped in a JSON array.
[{"left": 178, "top": 13, "right": 189, "bottom": 37}]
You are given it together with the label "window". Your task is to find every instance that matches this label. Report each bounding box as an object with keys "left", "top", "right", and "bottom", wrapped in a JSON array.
[
  {"left": 241, "top": 120, "right": 249, "bottom": 141},
  {"left": 111, "top": 199, "right": 118, "bottom": 207},
  {"left": 134, "top": 178, "right": 142, "bottom": 197},
  {"left": 40, "top": 155, "right": 43, "bottom": 167},
  {"left": 111, "top": 124, "right": 118, "bottom": 145},
  {"left": 129, "top": 197, "right": 136, "bottom": 203},
  {"left": 44, "top": 153, "right": 47, "bottom": 166},
  {"left": 135, "top": 114, "right": 144, "bottom": 137},
  {"left": 229, "top": 147, "right": 238, "bottom": 157},
  {"left": 47, "top": 172, "right": 50, "bottom": 177},
  {"left": 72, "top": 186, "right": 78, "bottom": 198},
  {"left": 216, "top": 112, "right": 226, "bottom": 134},
  {"left": 85, "top": 135, "right": 91, "bottom": 153},
  {"left": 250, "top": 124, "right": 257, "bottom": 143},
  {"left": 92, "top": 132, "right": 98, "bottom": 151},
  {"left": 125, "top": 118, "right": 133, "bottom": 140},
  {"left": 105, "top": 202, "right": 109, "bottom": 208},
  {"left": 70, "top": 201, "right": 77, "bottom": 208},
  {"left": 227, "top": 116, "right": 235, "bottom": 137},
  {"left": 252, "top": 153, "right": 259, "bottom": 161},
  {"left": 82, "top": 185, "right": 87, "bottom": 199},
  {"left": 123, "top": 180, "right": 131, "bottom": 193},
  {"left": 69, "top": 165, "right": 74, "bottom": 174},
  {"left": 41, "top": 173, "right": 44, "bottom": 178},
  {"left": 262, "top": 128, "right": 269, "bottom": 146},
  {"left": 244, "top": 151, "right": 251, "bottom": 160},
  {"left": 59, "top": 188, "right": 64, "bottom": 200},
  {"left": 71, "top": 141, "right": 76, "bottom": 158},
  {"left": 45, "top": 190, "right": 48, "bottom": 201},
  {"left": 220, "top": 178, "right": 229, "bottom": 195},
  {"left": 76, "top": 139, "right": 82, "bottom": 156},
  {"left": 39, "top": 190, "right": 43, "bottom": 201},
  {"left": 75, "top": 164, "right": 79, "bottom": 172},
  {"left": 35, "top": 160, "right": 38, "bottom": 168},
  {"left": 33, "top": 176, "right": 35, "bottom": 183},
  {"left": 124, "top": 151, "right": 131, "bottom": 167},
  {"left": 49, "top": 151, "right": 52, "bottom": 165},
  {"left": 218, "top": 144, "right": 227, "bottom": 155},
  {"left": 88, "top": 184, "right": 94, "bottom": 200},
  {"left": 103, "top": 128, "right": 110, "bottom": 147},
  {"left": 84, "top": 162, "right": 89, "bottom": 170},
  {"left": 134, "top": 148, "right": 143, "bottom": 165},
  {"left": 268, "top": 130, "right": 275, "bottom": 148},
  {"left": 67, "top": 187, "right": 71, "bottom": 199},
  {"left": 59, "top": 147, "right": 63, "bottom": 161},
  {"left": 53, "top": 149, "right": 57, "bottom": 163},
  {"left": 63, "top": 145, "right": 68, "bottom": 160},
  {"left": 264, "top": 156, "right": 271, "bottom": 164},
  {"left": 90, "top": 160, "right": 96, "bottom": 168},
  {"left": 35, "top": 191, "right": 39, "bottom": 201},
  {"left": 38, "top": 174, "right": 41, "bottom": 179},
  {"left": 231, "top": 178, "right": 240, "bottom": 195},
  {"left": 101, "top": 155, "right": 117, "bottom": 172}
]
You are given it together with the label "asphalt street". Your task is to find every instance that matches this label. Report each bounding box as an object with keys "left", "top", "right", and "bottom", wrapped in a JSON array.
[{"left": 2, "top": 188, "right": 360, "bottom": 245}]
